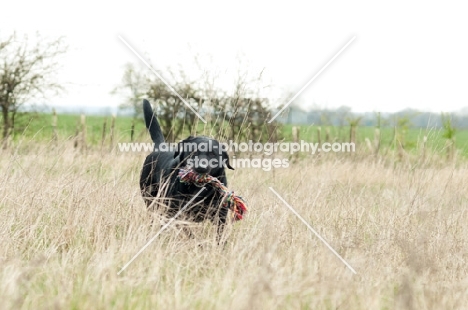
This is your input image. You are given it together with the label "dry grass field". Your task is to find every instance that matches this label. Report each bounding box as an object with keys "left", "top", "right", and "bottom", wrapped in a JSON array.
[{"left": 1, "top": 141, "right": 467, "bottom": 309}]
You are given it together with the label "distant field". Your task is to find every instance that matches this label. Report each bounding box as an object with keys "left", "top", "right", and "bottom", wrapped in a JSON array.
[
  {"left": 11, "top": 112, "right": 148, "bottom": 144},
  {"left": 282, "top": 124, "right": 468, "bottom": 158},
  {"left": 7, "top": 112, "right": 468, "bottom": 157}
]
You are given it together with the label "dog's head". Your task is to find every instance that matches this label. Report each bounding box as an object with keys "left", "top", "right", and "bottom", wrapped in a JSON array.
[{"left": 174, "top": 136, "right": 234, "bottom": 176}]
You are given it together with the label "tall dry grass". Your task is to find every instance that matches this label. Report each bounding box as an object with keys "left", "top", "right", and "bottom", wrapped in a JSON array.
[{"left": 0, "top": 141, "right": 467, "bottom": 309}]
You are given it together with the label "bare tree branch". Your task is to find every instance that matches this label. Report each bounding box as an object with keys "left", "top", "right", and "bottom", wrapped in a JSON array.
[
  {"left": 114, "top": 52, "right": 282, "bottom": 143},
  {"left": 0, "top": 32, "right": 67, "bottom": 144}
]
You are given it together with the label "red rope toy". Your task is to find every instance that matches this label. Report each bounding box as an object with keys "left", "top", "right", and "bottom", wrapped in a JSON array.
[{"left": 177, "top": 168, "right": 247, "bottom": 221}]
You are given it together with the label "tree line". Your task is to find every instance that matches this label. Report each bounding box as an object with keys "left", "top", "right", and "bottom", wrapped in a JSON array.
[{"left": 286, "top": 105, "right": 466, "bottom": 129}]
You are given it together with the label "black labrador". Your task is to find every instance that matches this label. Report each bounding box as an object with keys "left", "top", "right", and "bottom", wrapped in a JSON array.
[{"left": 139, "top": 99, "right": 234, "bottom": 240}]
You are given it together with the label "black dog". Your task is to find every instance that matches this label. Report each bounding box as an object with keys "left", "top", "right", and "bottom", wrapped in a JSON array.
[{"left": 139, "top": 99, "right": 234, "bottom": 240}]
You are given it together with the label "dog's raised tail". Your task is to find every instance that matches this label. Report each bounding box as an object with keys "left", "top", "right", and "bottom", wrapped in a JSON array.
[{"left": 143, "top": 99, "right": 165, "bottom": 145}]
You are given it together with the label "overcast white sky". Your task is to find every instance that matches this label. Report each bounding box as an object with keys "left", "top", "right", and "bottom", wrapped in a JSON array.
[{"left": 2, "top": 0, "right": 468, "bottom": 113}]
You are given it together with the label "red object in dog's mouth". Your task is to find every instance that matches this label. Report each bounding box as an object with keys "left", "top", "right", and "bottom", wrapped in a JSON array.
[{"left": 178, "top": 168, "right": 247, "bottom": 221}]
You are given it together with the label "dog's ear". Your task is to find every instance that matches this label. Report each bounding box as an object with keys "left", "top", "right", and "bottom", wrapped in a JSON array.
[
  {"left": 222, "top": 150, "right": 235, "bottom": 170},
  {"left": 174, "top": 136, "right": 195, "bottom": 159},
  {"left": 174, "top": 140, "right": 184, "bottom": 159}
]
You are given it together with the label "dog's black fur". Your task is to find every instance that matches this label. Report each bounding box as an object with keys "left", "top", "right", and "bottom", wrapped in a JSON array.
[{"left": 139, "top": 99, "right": 234, "bottom": 239}]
